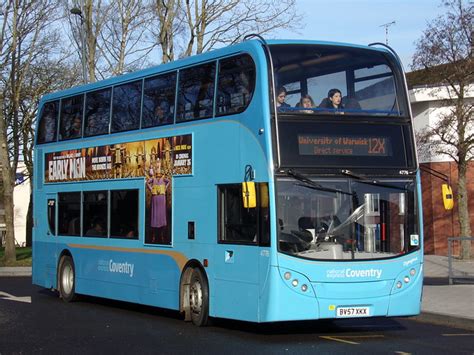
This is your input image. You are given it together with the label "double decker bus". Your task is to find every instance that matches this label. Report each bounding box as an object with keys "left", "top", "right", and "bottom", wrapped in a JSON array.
[{"left": 33, "top": 38, "right": 423, "bottom": 326}]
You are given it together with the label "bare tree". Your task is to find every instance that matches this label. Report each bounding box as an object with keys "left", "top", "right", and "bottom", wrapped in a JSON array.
[
  {"left": 152, "top": 0, "right": 302, "bottom": 62},
  {"left": 20, "top": 58, "right": 81, "bottom": 246},
  {"left": 66, "top": 0, "right": 159, "bottom": 79},
  {"left": 100, "top": 0, "right": 156, "bottom": 75},
  {"left": 412, "top": 0, "right": 473, "bottom": 259},
  {"left": 152, "top": 0, "right": 183, "bottom": 63},
  {"left": 0, "top": 0, "right": 15, "bottom": 262},
  {"left": 0, "top": 0, "right": 64, "bottom": 262},
  {"left": 183, "top": 0, "right": 301, "bottom": 56}
]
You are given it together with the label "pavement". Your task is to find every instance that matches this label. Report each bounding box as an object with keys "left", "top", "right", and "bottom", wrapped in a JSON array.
[
  {"left": 416, "top": 254, "right": 474, "bottom": 330},
  {"left": 0, "top": 255, "right": 473, "bottom": 330}
]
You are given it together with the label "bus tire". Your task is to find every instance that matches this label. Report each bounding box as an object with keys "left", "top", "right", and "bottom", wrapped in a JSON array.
[
  {"left": 189, "top": 268, "right": 209, "bottom": 326},
  {"left": 58, "top": 255, "right": 76, "bottom": 302}
]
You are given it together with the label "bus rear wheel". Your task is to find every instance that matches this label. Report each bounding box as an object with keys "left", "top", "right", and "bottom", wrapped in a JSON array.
[
  {"left": 58, "top": 255, "right": 76, "bottom": 302},
  {"left": 189, "top": 268, "right": 209, "bottom": 326}
]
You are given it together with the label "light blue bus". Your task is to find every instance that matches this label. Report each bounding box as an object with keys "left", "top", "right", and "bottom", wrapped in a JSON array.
[{"left": 33, "top": 38, "right": 423, "bottom": 326}]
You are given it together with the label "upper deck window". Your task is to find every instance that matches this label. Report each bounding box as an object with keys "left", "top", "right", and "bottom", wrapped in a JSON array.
[
  {"left": 216, "top": 54, "right": 256, "bottom": 116},
  {"left": 59, "top": 94, "right": 84, "bottom": 140},
  {"left": 37, "top": 100, "right": 59, "bottom": 144},
  {"left": 270, "top": 44, "right": 407, "bottom": 117},
  {"left": 142, "top": 72, "right": 176, "bottom": 128},
  {"left": 177, "top": 62, "right": 216, "bottom": 122},
  {"left": 84, "top": 88, "right": 111, "bottom": 137},
  {"left": 111, "top": 80, "right": 142, "bottom": 133}
]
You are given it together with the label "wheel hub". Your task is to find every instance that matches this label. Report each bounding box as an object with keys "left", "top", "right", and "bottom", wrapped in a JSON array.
[
  {"left": 62, "top": 264, "right": 74, "bottom": 294},
  {"left": 190, "top": 280, "right": 202, "bottom": 314}
]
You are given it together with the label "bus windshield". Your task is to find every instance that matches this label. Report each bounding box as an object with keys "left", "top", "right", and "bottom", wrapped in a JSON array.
[
  {"left": 270, "top": 44, "right": 407, "bottom": 116},
  {"left": 277, "top": 176, "right": 419, "bottom": 260}
]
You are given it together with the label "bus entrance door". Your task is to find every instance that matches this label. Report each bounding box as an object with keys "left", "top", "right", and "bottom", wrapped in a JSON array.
[{"left": 213, "top": 244, "right": 263, "bottom": 321}]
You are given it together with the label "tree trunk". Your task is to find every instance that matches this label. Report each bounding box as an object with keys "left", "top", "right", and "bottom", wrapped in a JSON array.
[
  {"left": 457, "top": 161, "right": 472, "bottom": 259},
  {"left": 0, "top": 104, "right": 16, "bottom": 263}
]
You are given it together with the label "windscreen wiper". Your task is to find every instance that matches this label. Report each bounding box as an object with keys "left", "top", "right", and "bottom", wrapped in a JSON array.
[
  {"left": 341, "top": 169, "right": 411, "bottom": 191},
  {"left": 286, "top": 169, "right": 352, "bottom": 196}
]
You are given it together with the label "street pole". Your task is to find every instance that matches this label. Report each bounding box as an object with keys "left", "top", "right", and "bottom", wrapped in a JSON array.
[{"left": 70, "top": 7, "right": 88, "bottom": 84}]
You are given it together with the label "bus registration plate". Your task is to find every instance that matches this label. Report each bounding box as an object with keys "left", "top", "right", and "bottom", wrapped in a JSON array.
[{"left": 336, "top": 306, "right": 370, "bottom": 318}]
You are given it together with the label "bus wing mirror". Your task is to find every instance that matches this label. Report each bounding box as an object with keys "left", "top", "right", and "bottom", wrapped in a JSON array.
[
  {"left": 442, "top": 184, "right": 454, "bottom": 210},
  {"left": 242, "top": 182, "right": 256, "bottom": 208}
]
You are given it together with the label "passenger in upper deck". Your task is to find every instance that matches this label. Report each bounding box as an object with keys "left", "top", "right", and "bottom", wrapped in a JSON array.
[
  {"left": 318, "top": 88, "right": 345, "bottom": 114},
  {"left": 276, "top": 86, "right": 290, "bottom": 112},
  {"left": 154, "top": 101, "right": 172, "bottom": 125},
  {"left": 68, "top": 115, "right": 83, "bottom": 138},
  {"left": 296, "top": 94, "right": 316, "bottom": 114}
]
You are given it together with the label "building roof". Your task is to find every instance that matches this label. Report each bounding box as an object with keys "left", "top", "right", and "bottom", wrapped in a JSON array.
[{"left": 406, "top": 59, "right": 473, "bottom": 89}]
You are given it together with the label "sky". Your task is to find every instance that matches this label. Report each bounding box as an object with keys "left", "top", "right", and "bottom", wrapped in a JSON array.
[{"left": 273, "top": 0, "right": 449, "bottom": 71}]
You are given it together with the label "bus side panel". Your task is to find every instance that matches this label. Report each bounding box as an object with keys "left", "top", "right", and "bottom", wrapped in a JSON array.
[
  {"left": 67, "top": 244, "right": 181, "bottom": 310},
  {"left": 32, "top": 240, "right": 57, "bottom": 289},
  {"left": 32, "top": 192, "right": 57, "bottom": 290}
]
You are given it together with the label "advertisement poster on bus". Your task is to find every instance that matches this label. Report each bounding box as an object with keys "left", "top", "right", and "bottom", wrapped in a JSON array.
[
  {"left": 44, "top": 134, "right": 192, "bottom": 245},
  {"left": 44, "top": 134, "right": 192, "bottom": 183}
]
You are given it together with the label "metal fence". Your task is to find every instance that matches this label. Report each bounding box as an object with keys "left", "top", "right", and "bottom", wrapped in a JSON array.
[{"left": 448, "top": 237, "right": 474, "bottom": 285}]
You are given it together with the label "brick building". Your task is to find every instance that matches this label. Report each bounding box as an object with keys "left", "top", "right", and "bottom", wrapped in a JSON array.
[{"left": 408, "top": 72, "right": 474, "bottom": 255}]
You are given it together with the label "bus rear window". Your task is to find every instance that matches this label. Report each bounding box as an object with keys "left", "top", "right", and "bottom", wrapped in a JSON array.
[
  {"left": 59, "top": 95, "right": 84, "bottom": 140},
  {"left": 37, "top": 101, "right": 59, "bottom": 144},
  {"left": 177, "top": 62, "right": 216, "bottom": 121},
  {"left": 84, "top": 88, "right": 111, "bottom": 137},
  {"left": 142, "top": 72, "right": 176, "bottom": 128},
  {"left": 112, "top": 80, "right": 142, "bottom": 133},
  {"left": 216, "top": 54, "right": 256, "bottom": 116}
]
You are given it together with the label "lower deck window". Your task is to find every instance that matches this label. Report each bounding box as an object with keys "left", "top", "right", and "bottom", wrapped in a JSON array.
[
  {"left": 111, "top": 190, "right": 139, "bottom": 239},
  {"left": 56, "top": 189, "right": 139, "bottom": 239},
  {"left": 83, "top": 191, "right": 108, "bottom": 237},
  {"left": 58, "top": 192, "right": 81, "bottom": 236}
]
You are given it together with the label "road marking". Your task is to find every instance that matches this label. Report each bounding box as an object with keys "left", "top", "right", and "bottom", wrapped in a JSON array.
[
  {"left": 0, "top": 291, "right": 31, "bottom": 304},
  {"left": 319, "top": 334, "right": 384, "bottom": 345},
  {"left": 319, "top": 336, "right": 359, "bottom": 345},
  {"left": 394, "top": 352, "right": 412, "bottom": 355},
  {"left": 441, "top": 334, "right": 474, "bottom": 337}
]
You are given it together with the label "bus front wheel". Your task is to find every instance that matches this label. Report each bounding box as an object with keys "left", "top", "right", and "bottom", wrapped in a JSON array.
[
  {"left": 189, "top": 268, "right": 209, "bottom": 326},
  {"left": 58, "top": 255, "right": 76, "bottom": 302}
]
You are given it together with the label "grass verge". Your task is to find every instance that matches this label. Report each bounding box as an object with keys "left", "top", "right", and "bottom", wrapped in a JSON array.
[{"left": 0, "top": 247, "right": 32, "bottom": 267}]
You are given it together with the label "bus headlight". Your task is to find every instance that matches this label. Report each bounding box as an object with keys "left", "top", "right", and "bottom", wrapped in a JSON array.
[
  {"left": 396, "top": 281, "right": 402, "bottom": 289},
  {"left": 410, "top": 268, "right": 416, "bottom": 276},
  {"left": 403, "top": 276, "right": 410, "bottom": 283},
  {"left": 279, "top": 268, "right": 314, "bottom": 297}
]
